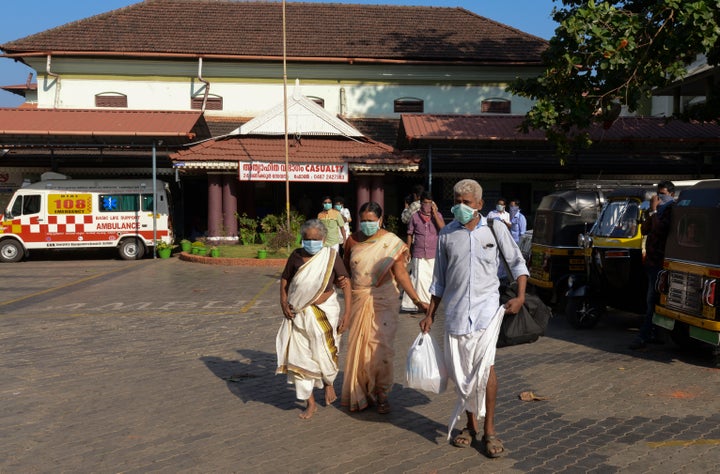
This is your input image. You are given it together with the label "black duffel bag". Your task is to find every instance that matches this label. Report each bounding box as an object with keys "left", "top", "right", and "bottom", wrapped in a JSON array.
[
  {"left": 487, "top": 220, "right": 552, "bottom": 347},
  {"left": 497, "top": 282, "right": 552, "bottom": 347}
]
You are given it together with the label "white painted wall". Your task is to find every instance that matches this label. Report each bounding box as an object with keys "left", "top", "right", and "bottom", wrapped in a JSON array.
[{"left": 26, "top": 57, "right": 541, "bottom": 117}]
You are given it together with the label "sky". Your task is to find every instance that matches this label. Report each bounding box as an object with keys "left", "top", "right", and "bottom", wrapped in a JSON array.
[{"left": 0, "top": 0, "right": 559, "bottom": 107}]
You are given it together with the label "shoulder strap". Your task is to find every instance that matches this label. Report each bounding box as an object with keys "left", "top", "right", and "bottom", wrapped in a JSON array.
[{"left": 487, "top": 220, "right": 513, "bottom": 281}]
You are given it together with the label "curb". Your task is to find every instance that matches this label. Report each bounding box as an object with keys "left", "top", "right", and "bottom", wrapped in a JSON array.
[{"left": 177, "top": 251, "right": 286, "bottom": 267}]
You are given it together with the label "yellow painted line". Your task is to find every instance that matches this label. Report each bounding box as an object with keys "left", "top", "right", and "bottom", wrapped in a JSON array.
[
  {"left": 647, "top": 439, "right": 720, "bottom": 448},
  {"left": 0, "top": 262, "right": 143, "bottom": 308},
  {"left": 3, "top": 309, "right": 248, "bottom": 319},
  {"left": 240, "top": 272, "right": 280, "bottom": 313}
]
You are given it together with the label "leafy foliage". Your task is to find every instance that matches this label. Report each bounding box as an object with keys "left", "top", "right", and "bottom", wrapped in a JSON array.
[{"left": 510, "top": 0, "right": 720, "bottom": 158}]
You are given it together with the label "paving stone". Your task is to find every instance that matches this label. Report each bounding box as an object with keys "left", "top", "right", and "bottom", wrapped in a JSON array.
[{"left": 1, "top": 258, "right": 719, "bottom": 472}]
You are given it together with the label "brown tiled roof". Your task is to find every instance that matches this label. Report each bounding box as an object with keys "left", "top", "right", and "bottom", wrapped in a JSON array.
[
  {"left": 172, "top": 135, "right": 419, "bottom": 166},
  {"left": 400, "top": 115, "right": 720, "bottom": 144},
  {"left": 1, "top": 1, "right": 547, "bottom": 64},
  {"left": 205, "top": 116, "right": 249, "bottom": 137},
  {"left": 345, "top": 118, "right": 401, "bottom": 147},
  {"left": 0, "top": 108, "right": 210, "bottom": 145}
]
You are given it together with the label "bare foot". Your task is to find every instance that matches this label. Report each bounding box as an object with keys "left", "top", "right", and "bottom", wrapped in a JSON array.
[
  {"left": 298, "top": 401, "right": 318, "bottom": 420},
  {"left": 324, "top": 384, "right": 337, "bottom": 405}
]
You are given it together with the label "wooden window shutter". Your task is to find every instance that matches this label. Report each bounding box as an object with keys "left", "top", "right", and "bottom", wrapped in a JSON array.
[
  {"left": 481, "top": 99, "right": 511, "bottom": 114},
  {"left": 394, "top": 97, "right": 424, "bottom": 113},
  {"left": 191, "top": 96, "right": 223, "bottom": 110},
  {"left": 95, "top": 93, "right": 128, "bottom": 108}
]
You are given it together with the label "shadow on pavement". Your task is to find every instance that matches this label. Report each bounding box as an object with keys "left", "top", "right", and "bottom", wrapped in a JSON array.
[
  {"left": 546, "top": 307, "right": 716, "bottom": 367},
  {"left": 201, "top": 350, "right": 296, "bottom": 410},
  {"left": 201, "top": 350, "right": 448, "bottom": 443}
]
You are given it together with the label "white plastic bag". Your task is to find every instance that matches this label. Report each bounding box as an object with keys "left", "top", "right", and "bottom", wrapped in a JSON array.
[{"left": 406, "top": 332, "right": 448, "bottom": 394}]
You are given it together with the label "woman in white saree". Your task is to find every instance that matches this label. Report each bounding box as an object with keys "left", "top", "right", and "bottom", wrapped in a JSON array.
[{"left": 276, "top": 219, "right": 352, "bottom": 419}]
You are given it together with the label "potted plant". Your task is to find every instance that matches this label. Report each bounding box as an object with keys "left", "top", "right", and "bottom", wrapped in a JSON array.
[
  {"left": 156, "top": 240, "right": 174, "bottom": 258},
  {"left": 179, "top": 239, "right": 192, "bottom": 253},
  {"left": 283, "top": 210, "right": 306, "bottom": 245},
  {"left": 191, "top": 240, "right": 206, "bottom": 255},
  {"left": 260, "top": 213, "right": 281, "bottom": 244},
  {"left": 236, "top": 212, "right": 258, "bottom": 245}
]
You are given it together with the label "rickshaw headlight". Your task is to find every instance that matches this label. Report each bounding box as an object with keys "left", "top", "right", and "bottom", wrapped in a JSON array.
[{"left": 577, "top": 234, "right": 584, "bottom": 248}]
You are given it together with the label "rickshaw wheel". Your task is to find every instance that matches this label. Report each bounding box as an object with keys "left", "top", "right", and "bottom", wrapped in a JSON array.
[
  {"left": 565, "top": 297, "right": 604, "bottom": 329},
  {"left": 669, "top": 322, "right": 693, "bottom": 350}
]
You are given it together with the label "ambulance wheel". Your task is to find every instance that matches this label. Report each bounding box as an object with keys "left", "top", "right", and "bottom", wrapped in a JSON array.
[
  {"left": 0, "top": 239, "right": 24, "bottom": 263},
  {"left": 118, "top": 238, "right": 145, "bottom": 260}
]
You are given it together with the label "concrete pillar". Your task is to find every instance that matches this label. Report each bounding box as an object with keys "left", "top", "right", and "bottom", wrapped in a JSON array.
[
  {"left": 222, "top": 174, "right": 238, "bottom": 237},
  {"left": 356, "top": 175, "right": 370, "bottom": 222},
  {"left": 207, "top": 174, "right": 223, "bottom": 237},
  {"left": 370, "top": 175, "right": 385, "bottom": 212}
]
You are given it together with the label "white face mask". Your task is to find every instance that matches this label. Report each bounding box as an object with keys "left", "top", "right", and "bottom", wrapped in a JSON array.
[{"left": 496, "top": 204, "right": 505, "bottom": 212}]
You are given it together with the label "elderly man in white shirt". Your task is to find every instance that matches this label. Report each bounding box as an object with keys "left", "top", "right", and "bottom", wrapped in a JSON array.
[{"left": 420, "top": 178, "right": 528, "bottom": 459}]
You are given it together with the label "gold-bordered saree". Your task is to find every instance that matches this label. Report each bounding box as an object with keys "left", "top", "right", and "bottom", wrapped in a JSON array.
[
  {"left": 341, "top": 232, "right": 408, "bottom": 411},
  {"left": 276, "top": 247, "right": 341, "bottom": 400}
]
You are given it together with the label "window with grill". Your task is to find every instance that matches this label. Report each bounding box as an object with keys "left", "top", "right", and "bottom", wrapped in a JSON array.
[
  {"left": 95, "top": 93, "right": 128, "bottom": 108},
  {"left": 481, "top": 98, "right": 511, "bottom": 114},
  {"left": 394, "top": 97, "right": 424, "bottom": 113},
  {"left": 191, "top": 95, "right": 223, "bottom": 110}
]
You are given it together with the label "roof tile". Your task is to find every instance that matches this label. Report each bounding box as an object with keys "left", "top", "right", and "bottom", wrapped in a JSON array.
[
  {"left": 172, "top": 135, "right": 419, "bottom": 166},
  {"left": 1, "top": 1, "right": 547, "bottom": 64},
  {"left": 400, "top": 115, "right": 720, "bottom": 143}
]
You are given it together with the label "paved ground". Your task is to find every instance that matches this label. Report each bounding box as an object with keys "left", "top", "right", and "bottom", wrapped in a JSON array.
[{"left": 1, "top": 254, "right": 719, "bottom": 473}]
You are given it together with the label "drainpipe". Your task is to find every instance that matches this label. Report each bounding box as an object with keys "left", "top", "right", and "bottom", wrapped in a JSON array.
[
  {"left": 339, "top": 87, "right": 346, "bottom": 115},
  {"left": 197, "top": 57, "right": 210, "bottom": 112},
  {"left": 46, "top": 55, "right": 60, "bottom": 108}
]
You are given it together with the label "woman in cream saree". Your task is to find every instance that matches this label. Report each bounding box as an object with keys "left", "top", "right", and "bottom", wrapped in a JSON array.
[{"left": 341, "top": 202, "right": 428, "bottom": 414}]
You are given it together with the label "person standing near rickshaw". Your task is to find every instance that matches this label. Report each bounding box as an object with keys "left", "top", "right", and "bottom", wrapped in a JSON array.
[{"left": 630, "top": 181, "right": 676, "bottom": 350}]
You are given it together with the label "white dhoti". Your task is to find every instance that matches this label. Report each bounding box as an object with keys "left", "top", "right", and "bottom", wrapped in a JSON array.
[
  {"left": 276, "top": 296, "right": 340, "bottom": 400},
  {"left": 276, "top": 247, "right": 340, "bottom": 400},
  {"left": 400, "top": 257, "right": 435, "bottom": 311},
  {"left": 445, "top": 305, "right": 505, "bottom": 439}
]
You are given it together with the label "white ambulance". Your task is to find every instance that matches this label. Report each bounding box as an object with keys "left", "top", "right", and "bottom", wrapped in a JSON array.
[{"left": 0, "top": 176, "right": 173, "bottom": 262}]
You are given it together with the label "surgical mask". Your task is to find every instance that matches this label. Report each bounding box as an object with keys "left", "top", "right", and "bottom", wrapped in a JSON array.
[
  {"left": 496, "top": 204, "right": 505, "bottom": 212},
  {"left": 451, "top": 203, "right": 476, "bottom": 224},
  {"left": 360, "top": 221, "right": 379, "bottom": 236},
  {"left": 334, "top": 204, "right": 343, "bottom": 211},
  {"left": 323, "top": 202, "right": 332, "bottom": 211},
  {"left": 658, "top": 194, "right": 673, "bottom": 205},
  {"left": 302, "top": 240, "right": 323, "bottom": 255}
]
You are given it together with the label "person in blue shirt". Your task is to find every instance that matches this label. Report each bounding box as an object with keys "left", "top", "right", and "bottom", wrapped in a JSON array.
[
  {"left": 420, "top": 179, "right": 528, "bottom": 458},
  {"left": 508, "top": 199, "right": 527, "bottom": 244}
]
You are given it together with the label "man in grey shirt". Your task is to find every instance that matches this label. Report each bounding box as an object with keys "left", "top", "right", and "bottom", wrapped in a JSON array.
[{"left": 420, "top": 178, "right": 528, "bottom": 458}]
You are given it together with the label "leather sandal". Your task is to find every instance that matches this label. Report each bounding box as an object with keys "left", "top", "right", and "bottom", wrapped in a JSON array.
[
  {"left": 482, "top": 434, "right": 508, "bottom": 458},
  {"left": 452, "top": 427, "right": 476, "bottom": 448}
]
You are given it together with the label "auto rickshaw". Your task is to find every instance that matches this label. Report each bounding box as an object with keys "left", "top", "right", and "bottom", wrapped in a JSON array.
[
  {"left": 528, "top": 189, "right": 607, "bottom": 308},
  {"left": 566, "top": 187, "right": 656, "bottom": 328},
  {"left": 653, "top": 180, "right": 720, "bottom": 366}
]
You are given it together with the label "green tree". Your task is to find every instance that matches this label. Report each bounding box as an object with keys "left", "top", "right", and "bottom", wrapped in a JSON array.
[{"left": 511, "top": 0, "right": 720, "bottom": 159}]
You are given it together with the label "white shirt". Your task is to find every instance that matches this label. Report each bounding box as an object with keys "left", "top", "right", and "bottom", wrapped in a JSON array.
[
  {"left": 429, "top": 216, "right": 529, "bottom": 335},
  {"left": 486, "top": 209, "right": 510, "bottom": 225},
  {"left": 339, "top": 207, "right": 351, "bottom": 240}
]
